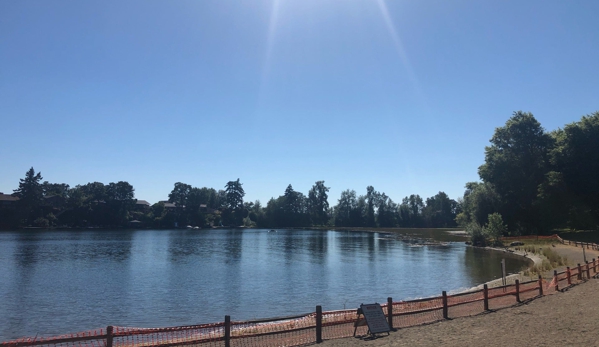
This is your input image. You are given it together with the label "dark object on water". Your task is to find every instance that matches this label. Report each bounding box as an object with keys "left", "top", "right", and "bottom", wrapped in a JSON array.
[{"left": 510, "top": 241, "right": 524, "bottom": 246}]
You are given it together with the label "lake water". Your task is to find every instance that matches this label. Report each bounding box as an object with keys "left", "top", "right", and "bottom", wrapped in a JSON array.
[{"left": 0, "top": 229, "right": 529, "bottom": 341}]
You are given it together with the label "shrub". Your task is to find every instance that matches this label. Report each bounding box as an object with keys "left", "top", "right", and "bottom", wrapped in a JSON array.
[
  {"left": 466, "top": 222, "right": 487, "bottom": 247},
  {"left": 483, "top": 213, "right": 507, "bottom": 246}
]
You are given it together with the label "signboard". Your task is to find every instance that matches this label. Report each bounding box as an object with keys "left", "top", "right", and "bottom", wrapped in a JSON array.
[{"left": 359, "top": 303, "right": 390, "bottom": 335}]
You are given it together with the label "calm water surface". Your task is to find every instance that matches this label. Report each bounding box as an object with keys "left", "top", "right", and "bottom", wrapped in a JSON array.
[{"left": 0, "top": 229, "right": 529, "bottom": 341}]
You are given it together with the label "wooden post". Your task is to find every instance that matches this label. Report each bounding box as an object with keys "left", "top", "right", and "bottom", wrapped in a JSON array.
[
  {"left": 316, "top": 305, "right": 322, "bottom": 343},
  {"left": 224, "top": 315, "right": 231, "bottom": 347},
  {"left": 553, "top": 270, "right": 559, "bottom": 291},
  {"left": 442, "top": 291, "right": 448, "bottom": 319},
  {"left": 567, "top": 267, "right": 571, "bottom": 285},
  {"left": 515, "top": 280, "right": 520, "bottom": 303},
  {"left": 106, "top": 326, "right": 113, "bottom": 347},
  {"left": 593, "top": 258, "right": 596, "bottom": 274},
  {"left": 586, "top": 261, "right": 591, "bottom": 279},
  {"left": 538, "top": 275, "right": 543, "bottom": 296},
  {"left": 483, "top": 284, "right": 489, "bottom": 311},
  {"left": 578, "top": 263, "right": 582, "bottom": 280},
  {"left": 387, "top": 297, "right": 393, "bottom": 330}
]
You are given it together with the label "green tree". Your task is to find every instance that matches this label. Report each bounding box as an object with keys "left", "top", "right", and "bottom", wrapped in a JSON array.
[
  {"left": 105, "top": 181, "right": 136, "bottom": 226},
  {"left": 422, "top": 191, "right": 458, "bottom": 227},
  {"left": 546, "top": 112, "right": 599, "bottom": 228},
  {"left": 225, "top": 179, "right": 245, "bottom": 210},
  {"left": 478, "top": 111, "right": 553, "bottom": 234},
  {"left": 399, "top": 194, "right": 424, "bottom": 227},
  {"left": 455, "top": 182, "right": 500, "bottom": 227},
  {"left": 281, "top": 184, "right": 309, "bottom": 227},
  {"left": 169, "top": 182, "right": 192, "bottom": 226},
  {"left": 483, "top": 212, "right": 507, "bottom": 246},
  {"left": 308, "top": 181, "right": 330, "bottom": 226},
  {"left": 334, "top": 189, "right": 356, "bottom": 227},
  {"left": 224, "top": 179, "right": 245, "bottom": 226},
  {"left": 366, "top": 186, "right": 377, "bottom": 227},
  {"left": 13, "top": 167, "right": 44, "bottom": 224}
]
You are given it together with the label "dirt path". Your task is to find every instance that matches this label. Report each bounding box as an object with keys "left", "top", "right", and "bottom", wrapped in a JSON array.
[{"left": 320, "top": 244, "right": 599, "bottom": 347}]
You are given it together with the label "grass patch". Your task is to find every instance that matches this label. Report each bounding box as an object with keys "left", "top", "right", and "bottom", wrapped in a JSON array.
[{"left": 513, "top": 242, "right": 568, "bottom": 277}]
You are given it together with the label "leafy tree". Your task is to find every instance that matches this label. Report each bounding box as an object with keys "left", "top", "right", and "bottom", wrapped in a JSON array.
[
  {"left": 377, "top": 193, "right": 399, "bottom": 227},
  {"left": 42, "top": 182, "right": 70, "bottom": 198},
  {"left": 225, "top": 179, "right": 245, "bottom": 210},
  {"left": 366, "top": 186, "right": 377, "bottom": 227},
  {"left": 105, "top": 181, "right": 136, "bottom": 226},
  {"left": 478, "top": 111, "right": 553, "bottom": 234},
  {"left": 335, "top": 189, "right": 357, "bottom": 227},
  {"left": 546, "top": 112, "right": 599, "bottom": 228},
  {"left": 455, "top": 182, "right": 500, "bottom": 227},
  {"left": 483, "top": 213, "right": 507, "bottom": 246},
  {"left": 281, "top": 184, "right": 309, "bottom": 227},
  {"left": 422, "top": 191, "right": 458, "bottom": 227},
  {"left": 224, "top": 179, "right": 245, "bottom": 225},
  {"left": 13, "top": 167, "right": 44, "bottom": 223},
  {"left": 169, "top": 182, "right": 192, "bottom": 225},
  {"left": 308, "top": 181, "right": 330, "bottom": 226},
  {"left": 399, "top": 194, "right": 424, "bottom": 227},
  {"left": 466, "top": 222, "right": 486, "bottom": 247}
]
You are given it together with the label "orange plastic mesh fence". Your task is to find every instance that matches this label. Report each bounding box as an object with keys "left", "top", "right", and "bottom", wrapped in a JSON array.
[
  {"left": 487, "top": 285, "right": 518, "bottom": 310},
  {"left": 1, "top": 329, "right": 107, "bottom": 347},
  {"left": 392, "top": 297, "right": 444, "bottom": 328},
  {"left": 321, "top": 309, "right": 365, "bottom": 340},
  {"left": 228, "top": 314, "right": 315, "bottom": 347},
  {"left": 518, "top": 280, "right": 540, "bottom": 301},
  {"left": 556, "top": 271, "right": 569, "bottom": 288},
  {"left": 447, "top": 290, "right": 484, "bottom": 318},
  {"left": 113, "top": 323, "right": 225, "bottom": 347}
]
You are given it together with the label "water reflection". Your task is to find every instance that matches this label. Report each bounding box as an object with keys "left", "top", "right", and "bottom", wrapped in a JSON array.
[{"left": 0, "top": 229, "right": 531, "bottom": 342}]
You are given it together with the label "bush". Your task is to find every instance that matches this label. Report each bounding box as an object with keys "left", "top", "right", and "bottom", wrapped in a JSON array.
[
  {"left": 466, "top": 222, "right": 487, "bottom": 246},
  {"left": 483, "top": 213, "right": 507, "bottom": 246}
]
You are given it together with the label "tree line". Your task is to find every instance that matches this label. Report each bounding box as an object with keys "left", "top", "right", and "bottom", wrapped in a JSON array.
[
  {"left": 3, "top": 110, "right": 596, "bottom": 233},
  {"left": 1, "top": 171, "right": 459, "bottom": 229}
]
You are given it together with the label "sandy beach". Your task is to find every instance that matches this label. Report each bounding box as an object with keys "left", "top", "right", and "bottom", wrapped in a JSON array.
[{"left": 320, "top": 243, "right": 599, "bottom": 347}]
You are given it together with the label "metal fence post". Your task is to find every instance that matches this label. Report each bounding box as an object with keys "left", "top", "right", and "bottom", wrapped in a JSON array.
[
  {"left": 106, "top": 326, "right": 113, "bottom": 347},
  {"left": 316, "top": 305, "right": 322, "bottom": 343},
  {"left": 224, "top": 315, "right": 231, "bottom": 347},
  {"left": 387, "top": 297, "right": 393, "bottom": 330},
  {"left": 553, "top": 270, "right": 559, "bottom": 291},
  {"left": 578, "top": 263, "right": 582, "bottom": 280},
  {"left": 538, "top": 275, "right": 543, "bottom": 296},
  {"left": 442, "top": 291, "right": 448, "bottom": 319},
  {"left": 515, "top": 280, "right": 520, "bottom": 303}
]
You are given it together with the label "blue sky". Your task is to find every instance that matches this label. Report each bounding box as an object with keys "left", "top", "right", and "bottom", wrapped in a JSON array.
[{"left": 1, "top": 0, "right": 598, "bottom": 206}]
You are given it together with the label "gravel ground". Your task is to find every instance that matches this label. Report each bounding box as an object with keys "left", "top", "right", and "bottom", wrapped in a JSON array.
[{"left": 319, "top": 244, "right": 599, "bottom": 347}]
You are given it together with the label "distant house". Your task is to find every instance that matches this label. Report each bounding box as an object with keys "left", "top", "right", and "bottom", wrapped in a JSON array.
[
  {"left": 135, "top": 200, "right": 151, "bottom": 211},
  {"left": 159, "top": 200, "right": 178, "bottom": 210},
  {"left": 0, "top": 193, "right": 19, "bottom": 208}
]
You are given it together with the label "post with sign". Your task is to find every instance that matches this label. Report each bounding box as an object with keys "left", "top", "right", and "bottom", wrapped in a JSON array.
[{"left": 359, "top": 303, "right": 391, "bottom": 339}]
